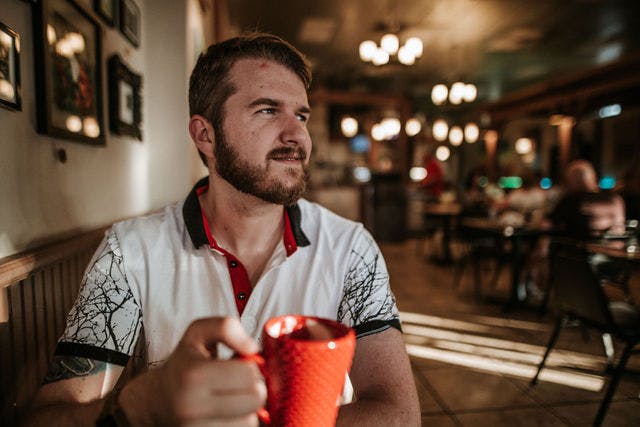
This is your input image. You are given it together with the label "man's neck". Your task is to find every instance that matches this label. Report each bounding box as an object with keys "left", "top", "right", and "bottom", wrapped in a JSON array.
[{"left": 199, "top": 175, "right": 286, "bottom": 283}]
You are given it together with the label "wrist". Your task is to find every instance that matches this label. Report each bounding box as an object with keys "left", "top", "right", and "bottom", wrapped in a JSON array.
[
  {"left": 117, "top": 369, "right": 164, "bottom": 426},
  {"left": 96, "top": 388, "right": 130, "bottom": 427}
]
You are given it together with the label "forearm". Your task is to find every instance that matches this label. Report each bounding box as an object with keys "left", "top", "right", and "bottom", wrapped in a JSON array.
[
  {"left": 21, "top": 400, "right": 104, "bottom": 427},
  {"left": 337, "top": 396, "right": 420, "bottom": 427}
]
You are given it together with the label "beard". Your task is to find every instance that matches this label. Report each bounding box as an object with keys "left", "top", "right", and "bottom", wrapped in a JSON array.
[{"left": 214, "top": 128, "right": 309, "bottom": 206}]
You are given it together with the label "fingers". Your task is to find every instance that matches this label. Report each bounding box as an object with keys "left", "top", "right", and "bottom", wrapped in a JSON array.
[{"left": 183, "top": 317, "right": 260, "bottom": 358}]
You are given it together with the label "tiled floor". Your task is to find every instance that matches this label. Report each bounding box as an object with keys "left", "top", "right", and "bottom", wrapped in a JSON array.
[{"left": 379, "top": 239, "right": 640, "bottom": 426}]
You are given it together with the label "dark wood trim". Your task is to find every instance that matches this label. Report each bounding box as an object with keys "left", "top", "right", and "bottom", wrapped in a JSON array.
[{"left": 0, "top": 228, "right": 107, "bottom": 290}]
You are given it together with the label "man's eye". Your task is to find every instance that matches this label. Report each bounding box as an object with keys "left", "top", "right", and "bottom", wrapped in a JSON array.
[
  {"left": 297, "top": 114, "right": 309, "bottom": 122},
  {"left": 259, "top": 108, "right": 276, "bottom": 115}
]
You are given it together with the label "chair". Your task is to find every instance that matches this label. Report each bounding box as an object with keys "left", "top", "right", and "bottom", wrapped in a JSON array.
[{"left": 530, "top": 242, "right": 640, "bottom": 426}]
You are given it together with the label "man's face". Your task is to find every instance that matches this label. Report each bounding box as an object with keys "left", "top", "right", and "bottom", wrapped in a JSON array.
[{"left": 213, "top": 58, "right": 312, "bottom": 206}]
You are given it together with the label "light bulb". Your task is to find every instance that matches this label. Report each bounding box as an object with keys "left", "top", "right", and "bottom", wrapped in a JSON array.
[
  {"left": 463, "top": 83, "right": 477, "bottom": 102},
  {"left": 449, "top": 82, "right": 465, "bottom": 105},
  {"left": 83, "top": 117, "right": 100, "bottom": 138},
  {"left": 381, "top": 117, "right": 401, "bottom": 138},
  {"left": 432, "top": 119, "right": 448, "bottom": 142},
  {"left": 359, "top": 40, "right": 377, "bottom": 61},
  {"left": 464, "top": 123, "right": 479, "bottom": 143},
  {"left": 397, "top": 46, "right": 415, "bottom": 65},
  {"left": 371, "top": 123, "right": 386, "bottom": 141},
  {"left": 449, "top": 126, "right": 463, "bottom": 146},
  {"left": 405, "top": 118, "right": 422, "bottom": 137},
  {"left": 372, "top": 48, "right": 389, "bottom": 66},
  {"left": 436, "top": 146, "right": 450, "bottom": 161},
  {"left": 341, "top": 117, "right": 358, "bottom": 137},
  {"left": 431, "top": 84, "right": 448, "bottom": 105},
  {"left": 515, "top": 138, "right": 533, "bottom": 154},
  {"left": 405, "top": 37, "right": 423, "bottom": 57},
  {"left": 410, "top": 167, "right": 427, "bottom": 181},
  {"left": 66, "top": 115, "right": 82, "bottom": 132},
  {"left": 380, "top": 34, "right": 399, "bottom": 55}
]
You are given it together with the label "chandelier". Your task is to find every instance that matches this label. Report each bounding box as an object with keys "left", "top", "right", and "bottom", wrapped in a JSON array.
[{"left": 359, "top": 34, "right": 423, "bottom": 66}]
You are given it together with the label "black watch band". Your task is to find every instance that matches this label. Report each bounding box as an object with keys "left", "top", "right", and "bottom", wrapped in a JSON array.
[{"left": 96, "top": 388, "right": 131, "bottom": 427}]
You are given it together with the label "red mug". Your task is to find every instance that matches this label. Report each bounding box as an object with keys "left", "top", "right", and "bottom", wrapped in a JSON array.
[{"left": 243, "top": 315, "right": 356, "bottom": 427}]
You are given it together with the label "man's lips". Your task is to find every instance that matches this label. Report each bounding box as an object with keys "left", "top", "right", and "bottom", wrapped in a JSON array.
[{"left": 267, "top": 148, "right": 307, "bottom": 162}]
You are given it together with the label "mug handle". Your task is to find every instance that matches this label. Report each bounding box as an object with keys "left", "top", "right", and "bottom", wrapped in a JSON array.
[{"left": 239, "top": 353, "right": 270, "bottom": 425}]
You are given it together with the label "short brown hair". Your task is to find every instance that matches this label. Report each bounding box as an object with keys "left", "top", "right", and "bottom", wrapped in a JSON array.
[{"left": 189, "top": 33, "right": 312, "bottom": 165}]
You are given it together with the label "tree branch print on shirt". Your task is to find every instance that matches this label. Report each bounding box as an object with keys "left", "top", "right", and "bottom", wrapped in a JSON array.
[
  {"left": 59, "top": 231, "right": 142, "bottom": 355},
  {"left": 338, "top": 231, "right": 399, "bottom": 329}
]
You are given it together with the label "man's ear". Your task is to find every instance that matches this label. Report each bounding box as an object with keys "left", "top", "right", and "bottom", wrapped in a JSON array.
[{"left": 189, "top": 115, "right": 215, "bottom": 159}]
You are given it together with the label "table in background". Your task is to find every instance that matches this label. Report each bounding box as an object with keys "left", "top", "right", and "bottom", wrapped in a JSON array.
[{"left": 422, "top": 202, "right": 462, "bottom": 264}]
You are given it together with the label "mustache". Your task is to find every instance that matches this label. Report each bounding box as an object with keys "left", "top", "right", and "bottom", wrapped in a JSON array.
[{"left": 267, "top": 146, "right": 307, "bottom": 160}]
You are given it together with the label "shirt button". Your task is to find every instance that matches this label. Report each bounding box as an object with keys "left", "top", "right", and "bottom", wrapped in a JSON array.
[
  {"left": 237, "top": 292, "right": 247, "bottom": 300},
  {"left": 229, "top": 260, "right": 237, "bottom": 268}
]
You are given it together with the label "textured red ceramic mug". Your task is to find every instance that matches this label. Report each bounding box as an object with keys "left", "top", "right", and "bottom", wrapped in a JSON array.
[{"left": 243, "top": 315, "right": 356, "bottom": 427}]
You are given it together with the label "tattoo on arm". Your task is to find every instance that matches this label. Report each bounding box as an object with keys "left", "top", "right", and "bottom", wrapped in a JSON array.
[{"left": 43, "top": 356, "right": 107, "bottom": 384}]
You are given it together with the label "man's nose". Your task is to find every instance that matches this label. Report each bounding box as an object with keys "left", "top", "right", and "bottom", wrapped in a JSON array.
[{"left": 280, "top": 115, "right": 309, "bottom": 145}]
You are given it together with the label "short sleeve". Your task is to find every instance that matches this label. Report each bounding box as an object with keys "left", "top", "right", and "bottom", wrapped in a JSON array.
[
  {"left": 337, "top": 228, "right": 401, "bottom": 338},
  {"left": 55, "top": 230, "right": 142, "bottom": 366}
]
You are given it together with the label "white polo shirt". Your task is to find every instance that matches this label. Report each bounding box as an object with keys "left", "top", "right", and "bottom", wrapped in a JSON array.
[{"left": 56, "top": 177, "right": 400, "bottom": 367}]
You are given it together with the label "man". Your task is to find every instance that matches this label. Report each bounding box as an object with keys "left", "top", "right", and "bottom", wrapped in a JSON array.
[{"left": 25, "top": 33, "right": 420, "bottom": 426}]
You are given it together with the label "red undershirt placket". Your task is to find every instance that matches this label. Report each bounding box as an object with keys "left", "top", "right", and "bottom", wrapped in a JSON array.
[{"left": 196, "top": 186, "right": 298, "bottom": 315}]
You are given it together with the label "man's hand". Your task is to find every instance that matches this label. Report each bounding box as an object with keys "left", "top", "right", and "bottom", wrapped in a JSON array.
[{"left": 120, "top": 317, "right": 266, "bottom": 426}]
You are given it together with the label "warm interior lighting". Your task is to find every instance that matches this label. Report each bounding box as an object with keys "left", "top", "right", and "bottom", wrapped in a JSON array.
[
  {"left": 435, "top": 145, "right": 450, "bottom": 161},
  {"left": 0, "top": 79, "right": 15, "bottom": 99},
  {"left": 65, "top": 115, "right": 82, "bottom": 132},
  {"left": 371, "top": 123, "right": 386, "bottom": 141},
  {"left": 515, "top": 137, "right": 533, "bottom": 154},
  {"left": 432, "top": 119, "right": 448, "bottom": 141},
  {"left": 448, "top": 82, "right": 466, "bottom": 104},
  {"left": 380, "top": 33, "right": 399, "bottom": 54},
  {"left": 405, "top": 118, "right": 421, "bottom": 137},
  {"left": 359, "top": 40, "right": 377, "bottom": 61},
  {"left": 83, "top": 117, "right": 100, "bottom": 138},
  {"left": 463, "top": 83, "right": 477, "bottom": 102},
  {"left": 381, "top": 117, "right": 401, "bottom": 138},
  {"left": 409, "top": 167, "right": 427, "bottom": 181},
  {"left": 404, "top": 37, "right": 423, "bottom": 57},
  {"left": 464, "top": 122, "right": 479, "bottom": 143},
  {"left": 47, "top": 24, "right": 57, "bottom": 45},
  {"left": 431, "top": 84, "right": 448, "bottom": 105},
  {"left": 449, "top": 126, "right": 463, "bottom": 146},
  {"left": 359, "top": 34, "right": 422, "bottom": 66},
  {"left": 372, "top": 48, "right": 390, "bottom": 66},
  {"left": 340, "top": 116, "right": 358, "bottom": 137}
]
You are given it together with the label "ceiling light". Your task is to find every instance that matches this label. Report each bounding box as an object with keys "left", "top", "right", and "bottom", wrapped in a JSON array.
[
  {"left": 435, "top": 146, "right": 450, "bottom": 161},
  {"left": 463, "top": 84, "right": 477, "bottom": 102},
  {"left": 515, "top": 137, "right": 533, "bottom": 154},
  {"left": 410, "top": 167, "right": 427, "bottom": 181},
  {"left": 359, "top": 40, "right": 377, "bottom": 61},
  {"left": 381, "top": 117, "right": 401, "bottom": 138},
  {"left": 371, "top": 123, "right": 386, "bottom": 141},
  {"left": 380, "top": 33, "right": 399, "bottom": 54},
  {"left": 449, "top": 82, "right": 465, "bottom": 104},
  {"left": 432, "top": 119, "right": 448, "bottom": 142},
  {"left": 341, "top": 116, "right": 358, "bottom": 137},
  {"left": 405, "top": 118, "right": 422, "bottom": 137},
  {"left": 464, "top": 123, "right": 479, "bottom": 143},
  {"left": 431, "top": 84, "right": 448, "bottom": 105},
  {"left": 449, "top": 126, "right": 463, "bottom": 146},
  {"left": 359, "top": 34, "right": 422, "bottom": 66}
]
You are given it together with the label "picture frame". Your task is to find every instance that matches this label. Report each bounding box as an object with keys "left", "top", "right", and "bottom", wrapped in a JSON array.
[
  {"left": 94, "top": 0, "right": 117, "bottom": 27},
  {"left": 33, "top": 0, "right": 105, "bottom": 144},
  {"left": 119, "top": 0, "right": 140, "bottom": 47},
  {"left": 108, "top": 55, "right": 142, "bottom": 140},
  {"left": 0, "top": 21, "right": 21, "bottom": 111}
]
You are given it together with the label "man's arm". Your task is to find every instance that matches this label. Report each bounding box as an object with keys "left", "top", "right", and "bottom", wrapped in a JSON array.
[
  {"left": 337, "top": 327, "right": 420, "bottom": 426},
  {"left": 22, "top": 357, "right": 123, "bottom": 426},
  {"left": 23, "top": 317, "right": 266, "bottom": 426}
]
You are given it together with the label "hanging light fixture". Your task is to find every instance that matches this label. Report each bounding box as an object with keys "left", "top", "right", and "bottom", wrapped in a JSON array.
[
  {"left": 515, "top": 137, "right": 533, "bottom": 154},
  {"left": 405, "top": 118, "right": 422, "bottom": 137},
  {"left": 435, "top": 146, "right": 451, "bottom": 161},
  {"left": 359, "top": 35, "right": 422, "bottom": 66},
  {"left": 430, "top": 81, "right": 477, "bottom": 105},
  {"left": 432, "top": 119, "right": 449, "bottom": 142},
  {"left": 341, "top": 117, "right": 358, "bottom": 137},
  {"left": 464, "top": 123, "right": 479, "bottom": 143},
  {"left": 449, "top": 126, "right": 464, "bottom": 146}
]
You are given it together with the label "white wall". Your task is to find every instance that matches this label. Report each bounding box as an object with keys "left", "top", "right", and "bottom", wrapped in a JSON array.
[{"left": 0, "top": 0, "right": 205, "bottom": 258}]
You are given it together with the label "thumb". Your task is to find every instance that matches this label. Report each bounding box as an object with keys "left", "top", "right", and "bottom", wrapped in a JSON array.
[{"left": 181, "top": 317, "right": 259, "bottom": 358}]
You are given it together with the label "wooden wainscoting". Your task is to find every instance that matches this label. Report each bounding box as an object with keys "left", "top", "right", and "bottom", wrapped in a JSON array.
[{"left": 0, "top": 228, "right": 106, "bottom": 426}]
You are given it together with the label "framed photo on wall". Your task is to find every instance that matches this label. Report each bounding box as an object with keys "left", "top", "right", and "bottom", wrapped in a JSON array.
[
  {"left": 94, "top": 0, "right": 118, "bottom": 27},
  {"left": 120, "top": 0, "right": 140, "bottom": 47},
  {"left": 33, "top": 0, "right": 105, "bottom": 144},
  {"left": 0, "top": 21, "right": 21, "bottom": 111},
  {"left": 108, "top": 55, "right": 142, "bottom": 140}
]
